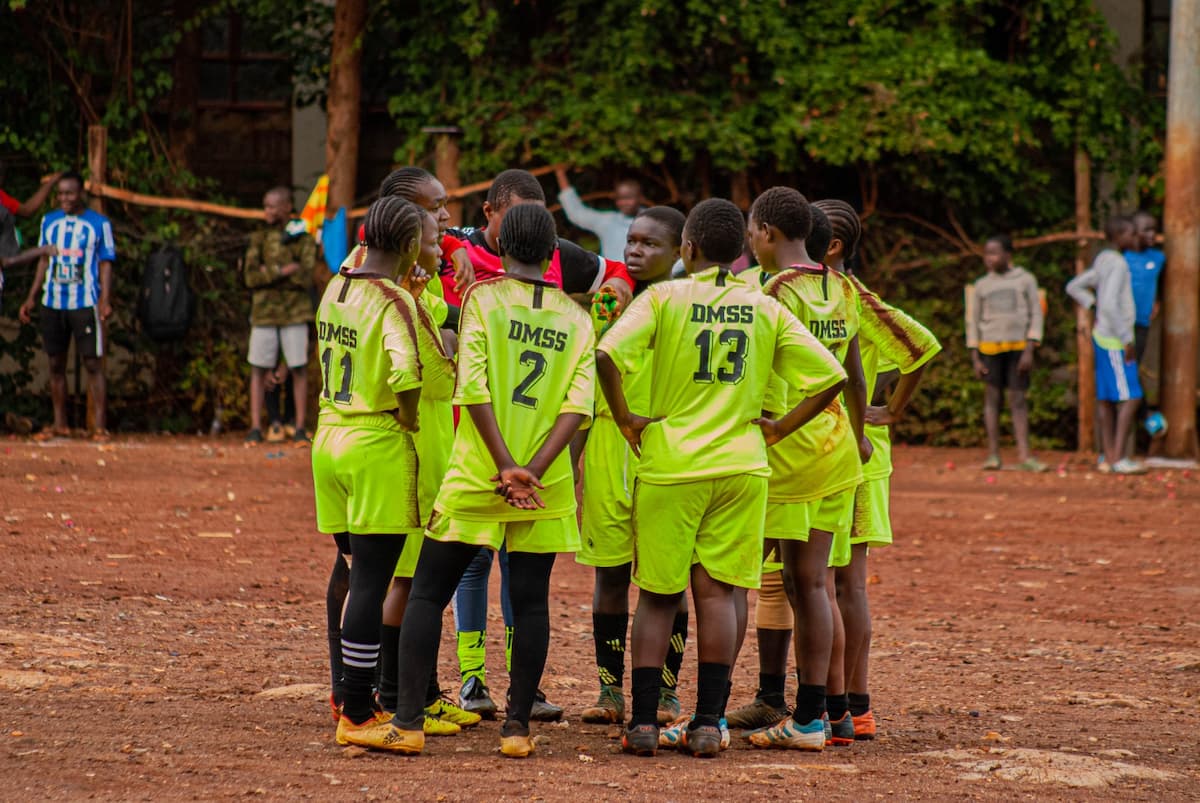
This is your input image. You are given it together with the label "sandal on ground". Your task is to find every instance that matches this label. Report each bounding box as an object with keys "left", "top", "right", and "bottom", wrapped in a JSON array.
[{"left": 982, "top": 455, "right": 1001, "bottom": 471}]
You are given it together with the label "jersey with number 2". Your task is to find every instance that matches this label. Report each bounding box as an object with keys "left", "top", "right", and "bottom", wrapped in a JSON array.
[{"left": 436, "top": 276, "right": 595, "bottom": 521}]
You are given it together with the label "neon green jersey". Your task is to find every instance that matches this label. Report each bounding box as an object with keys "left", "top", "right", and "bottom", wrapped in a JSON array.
[
  {"left": 849, "top": 274, "right": 941, "bottom": 481},
  {"left": 315, "top": 273, "right": 423, "bottom": 420},
  {"left": 436, "top": 276, "right": 595, "bottom": 521},
  {"left": 342, "top": 244, "right": 449, "bottom": 327},
  {"left": 762, "top": 265, "right": 863, "bottom": 502},
  {"left": 598, "top": 266, "right": 845, "bottom": 484}
]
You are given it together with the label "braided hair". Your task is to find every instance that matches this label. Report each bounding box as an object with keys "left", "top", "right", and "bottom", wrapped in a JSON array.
[
  {"left": 750, "top": 186, "right": 812, "bottom": 241},
  {"left": 636, "top": 206, "right": 686, "bottom": 246},
  {"left": 807, "top": 207, "right": 833, "bottom": 263},
  {"left": 684, "top": 199, "right": 746, "bottom": 264},
  {"left": 498, "top": 203, "right": 558, "bottom": 265},
  {"left": 812, "top": 199, "right": 862, "bottom": 262},
  {"left": 361, "top": 196, "right": 424, "bottom": 254},
  {"left": 486, "top": 169, "right": 546, "bottom": 210},
  {"left": 380, "top": 167, "right": 435, "bottom": 201}
]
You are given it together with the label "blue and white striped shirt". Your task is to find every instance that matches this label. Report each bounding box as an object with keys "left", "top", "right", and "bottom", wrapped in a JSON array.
[{"left": 38, "top": 208, "right": 116, "bottom": 310}]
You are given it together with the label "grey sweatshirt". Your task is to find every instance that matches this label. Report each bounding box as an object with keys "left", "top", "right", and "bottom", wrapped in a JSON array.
[
  {"left": 965, "top": 265, "right": 1044, "bottom": 350},
  {"left": 1066, "top": 248, "right": 1135, "bottom": 349},
  {"left": 558, "top": 187, "right": 635, "bottom": 262}
]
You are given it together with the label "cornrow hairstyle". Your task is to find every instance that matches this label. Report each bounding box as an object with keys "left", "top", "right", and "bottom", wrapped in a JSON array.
[
  {"left": 813, "top": 199, "right": 862, "bottom": 262},
  {"left": 380, "top": 166, "right": 435, "bottom": 201},
  {"left": 1105, "top": 214, "right": 1134, "bottom": 241},
  {"left": 985, "top": 233, "right": 1013, "bottom": 254},
  {"left": 750, "top": 186, "right": 812, "bottom": 241},
  {"left": 362, "top": 196, "right": 424, "bottom": 254},
  {"left": 636, "top": 206, "right": 686, "bottom": 246},
  {"left": 486, "top": 169, "right": 546, "bottom": 209},
  {"left": 685, "top": 198, "right": 746, "bottom": 265},
  {"left": 807, "top": 207, "right": 833, "bottom": 263},
  {"left": 498, "top": 203, "right": 558, "bottom": 265}
]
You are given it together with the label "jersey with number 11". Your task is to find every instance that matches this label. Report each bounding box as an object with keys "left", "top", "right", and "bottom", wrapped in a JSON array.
[
  {"left": 315, "top": 273, "right": 423, "bottom": 420},
  {"left": 436, "top": 276, "right": 595, "bottom": 521}
]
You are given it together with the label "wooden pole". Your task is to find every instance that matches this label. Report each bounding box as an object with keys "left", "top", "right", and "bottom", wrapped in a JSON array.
[
  {"left": 1160, "top": 0, "right": 1200, "bottom": 459},
  {"left": 324, "top": 0, "right": 366, "bottom": 239},
  {"left": 423, "top": 126, "right": 463, "bottom": 227},
  {"left": 87, "top": 125, "right": 107, "bottom": 433},
  {"left": 1073, "top": 148, "right": 1095, "bottom": 453}
]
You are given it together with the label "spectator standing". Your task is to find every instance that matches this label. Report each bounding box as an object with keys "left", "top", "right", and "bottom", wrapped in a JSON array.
[
  {"left": 1123, "top": 211, "right": 1165, "bottom": 364},
  {"left": 965, "top": 235, "right": 1045, "bottom": 471},
  {"left": 17, "top": 172, "right": 115, "bottom": 439},
  {"left": 554, "top": 166, "right": 642, "bottom": 262},
  {"left": 243, "top": 186, "right": 316, "bottom": 443}
]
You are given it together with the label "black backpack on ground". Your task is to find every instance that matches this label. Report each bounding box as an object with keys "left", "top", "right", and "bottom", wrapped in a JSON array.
[{"left": 139, "top": 246, "right": 194, "bottom": 341}]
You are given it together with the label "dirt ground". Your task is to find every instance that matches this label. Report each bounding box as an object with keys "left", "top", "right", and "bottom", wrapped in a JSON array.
[{"left": 1, "top": 436, "right": 1198, "bottom": 801}]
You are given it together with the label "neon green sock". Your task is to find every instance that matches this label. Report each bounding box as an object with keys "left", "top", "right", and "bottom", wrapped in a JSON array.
[
  {"left": 504, "top": 625, "right": 514, "bottom": 674},
  {"left": 457, "top": 630, "right": 486, "bottom": 683}
]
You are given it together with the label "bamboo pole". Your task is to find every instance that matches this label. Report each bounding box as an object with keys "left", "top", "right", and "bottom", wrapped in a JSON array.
[
  {"left": 87, "top": 125, "right": 107, "bottom": 434},
  {"left": 1073, "top": 149, "right": 1095, "bottom": 453},
  {"left": 1160, "top": 0, "right": 1200, "bottom": 458}
]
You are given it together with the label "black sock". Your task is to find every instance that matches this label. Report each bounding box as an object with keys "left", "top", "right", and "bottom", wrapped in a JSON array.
[
  {"left": 662, "top": 610, "right": 688, "bottom": 690},
  {"left": 326, "top": 551, "right": 350, "bottom": 705},
  {"left": 722, "top": 679, "right": 732, "bottom": 719},
  {"left": 693, "top": 663, "right": 729, "bottom": 728},
  {"left": 424, "top": 662, "right": 442, "bottom": 707},
  {"left": 592, "top": 612, "right": 628, "bottom": 688},
  {"left": 848, "top": 692, "right": 871, "bottom": 717},
  {"left": 377, "top": 624, "right": 400, "bottom": 712},
  {"left": 505, "top": 551, "right": 556, "bottom": 731},
  {"left": 793, "top": 683, "right": 826, "bottom": 725},
  {"left": 630, "top": 667, "right": 661, "bottom": 727},
  {"left": 757, "top": 673, "right": 787, "bottom": 708},
  {"left": 827, "top": 692, "right": 849, "bottom": 720},
  {"left": 341, "top": 638, "right": 380, "bottom": 723}
]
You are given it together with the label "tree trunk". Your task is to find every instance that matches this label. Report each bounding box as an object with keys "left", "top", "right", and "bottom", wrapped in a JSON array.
[
  {"left": 325, "top": 0, "right": 366, "bottom": 225},
  {"left": 1073, "top": 149, "right": 1095, "bottom": 453},
  {"left": 1160, "top": 0, "right": 1200, "bottom": 459}
]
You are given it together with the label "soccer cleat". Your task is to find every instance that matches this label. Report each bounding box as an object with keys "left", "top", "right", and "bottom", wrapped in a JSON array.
[
  {"left": 680, "top": 723, "right": 723, "bottom": 758},
  {"left": 329, "top": 693, "right": 342, "bottom": 724},
  {"left": 426, "top": 695, "right": 482, "bottom": 728},
  {"left": 1111, "top": 458, "right": 1147, "bottom": 475},
  {"left": 500, "top": 733, "right": 535, "bottom": 758},
  {"left": 656, "top": 687, "right": 681, "bottom": 725},
  {"left": 335, "top": 715, "right": 424, "bottom": 754},
  {"left": 528, "top": 689, "right": 563, "bottom": 722},
  {"left": 293, "top": 427, "right": 311, "bottom": 444},
  {"left": 823, "top": 713, "right": 833, "bottom": 743},
  {"left": 422, "top": 714, "right": 461, "bottom": 736},
  {"left": 622, "top": 724, "right": 660, "bottom": 756},
  {"left": 748, "top": 716, "right": 826, "bottom": 751},
  {"left": 852, "top": 710, "right": 877, "bottom": 740},
  {"left": 719, "top": 717, "right": 730, "bottom": 750},
  {"left": 725, "top": 697, "right": 790, "bottom": 730},
  {"left": 459, "top": 676, "right": 498, "bottom": 719},
  {"left": 245, "top": 428, "right": 263, "bottom": 444},
  {"left": 266, "top": 422, "right": 286, "bottom": 443},
  {"left": 658, "top": 715, "right": 690, "bottom": 748},
  {"left": 582, "top": 685, "right": 626, "bottom": 724},
  {"left": 827, "top": 711, "right": 855, "bottom": 746}
]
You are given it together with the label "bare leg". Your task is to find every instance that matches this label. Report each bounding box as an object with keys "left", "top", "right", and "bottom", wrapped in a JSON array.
[
  {"left": 1096, "top": 401, "right": 1116, "bottom": 463},
  {"left": 838, "top": 544, "right": 871, "bottom": 695},
  {"left": 826, "top": 566, "right": 846, "bottom": 696},
  {"left": 1009, "top": 389, "right": 1031, "bottom": 462},
  {"left": 1114, "top": 399, "right": 1141, "bottom": 462},
  {"left": 782, "top": 532, "right": 834, "bottom": 687},
  {"left": 291, "top": 366, "right": 308, "bottom": 432},
  {"left": 48, "top": 353, "right": 69, "bottom": 431},
  {"left": 249, "top": 367, "right": 266, "bottom": 432},
  {"left": 983, "top": 384, "right": 1002, "bottom": 459}
]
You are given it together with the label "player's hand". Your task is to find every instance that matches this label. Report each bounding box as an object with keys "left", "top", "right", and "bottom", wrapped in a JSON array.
[
  {"left": 858, "top": 433, "right": 875, "bottom": 464},
  {"left": 616, "top": 413, "right": 661, "bottom": 457},
  {"left": 279, "top": 262, "right": 300, "bottom": 277},
  {"left": 1124, "top": 342, "right": 1136, "bottom": 364},
  {"left": 592, "top": 286, "right": 621, "bottom": 329},
  {"left": 491, "top": 466, "right": 546, "bottom": 510},
  {"left": 451, "top": 250, "right": 475, "bottom": 295},
  {"left": 864, "top": 405, "right": 896, "bottom": 426},
  {"left": 18, "top": 298, "right": 35, "bottom": 324},
  {"left": 753, "top": 416, "right": 785, "bottom": 447},
  {"left": 392, "top": 410, "right": 419, "bottom": 433},
  {"left": 98, "top": 300, "right": 112, "bottom": 322},
  {"left": 608, "top": 278, "right": 633, "bottom": 312},
  {"left": 401, "top": 264, "right": 431, "bottom": 300},
  {"left": 1017, "top": 349, "right": 1033, "bottom": 374},
  {"left": 971, "top": 356, "right": 987, "bottom": 380}
]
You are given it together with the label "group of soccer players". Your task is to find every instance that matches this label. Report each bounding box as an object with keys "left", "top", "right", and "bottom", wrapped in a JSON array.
[{"left": 311, "top": 165, "right": 941, "bottom": 759}]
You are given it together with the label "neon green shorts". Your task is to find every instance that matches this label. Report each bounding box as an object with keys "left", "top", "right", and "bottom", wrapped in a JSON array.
[
  {"left": 764, "top": 488, "right": 854, "bottom": 568},
  {"left": 850, "top": 476, "right": 892, "bottom": 546},
  {"left": 578, "top": 417, "right": 637, "bottom": 567},
  {"left": 312, "top": 415, "right": 421, "bottom": 535},
  {"left": 632, "top": 474, "right": 767, "bottom": 595},
  {"left": 425, "top": 509, "right": 580, "bottom": 554}
]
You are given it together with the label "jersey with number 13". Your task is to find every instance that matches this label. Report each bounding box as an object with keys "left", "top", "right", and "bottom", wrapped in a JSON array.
[{"left": 435, "top": 276, "right": 595, "bottom": 521}]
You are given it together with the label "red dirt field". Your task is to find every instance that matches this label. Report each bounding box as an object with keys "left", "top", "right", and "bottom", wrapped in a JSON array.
[{"left": 1, "top": 436, "right": 1198, "bottom": 801}]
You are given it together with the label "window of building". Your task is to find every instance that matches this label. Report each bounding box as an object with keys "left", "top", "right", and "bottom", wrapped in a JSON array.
[
  {"left": 1143, "top": 0, "right": 1170, "bottom": 95},
  {"left": 199, "top": 13, "right": 292, "bottom": 108}
]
